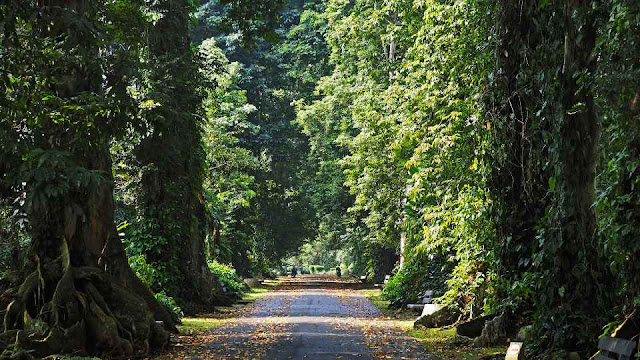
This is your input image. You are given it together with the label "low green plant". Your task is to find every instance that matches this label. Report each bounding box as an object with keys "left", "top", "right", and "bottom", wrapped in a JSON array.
[
  {"left": 155, "top": 291, "right": 183, "bottom": 320},
  {"left": 208, "top": 261, "right": 246, "bottom": 294},
  {"left": 382, "top": 253, "right": 449, "bottom": 307},
  {"left": 407, "top": 327, "right": 504, "bottom": 360},
  {"left": 128, "top": 254, "right": 156, "bottom": 288}
]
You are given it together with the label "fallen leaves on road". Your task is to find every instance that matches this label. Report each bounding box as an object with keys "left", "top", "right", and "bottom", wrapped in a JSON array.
[{"left": 153, "top": 276, "right": 431, "bottom": 359}]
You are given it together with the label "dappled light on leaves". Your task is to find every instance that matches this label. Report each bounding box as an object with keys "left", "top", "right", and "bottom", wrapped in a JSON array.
[{"left": 1, "top": 0, "right": 639, "bottom": 358}]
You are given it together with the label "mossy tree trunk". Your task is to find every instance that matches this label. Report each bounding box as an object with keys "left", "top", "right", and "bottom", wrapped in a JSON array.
[
  {"left": 137, "top": 0, "right": 230, "bottom": 311},
  {"left": 2, "top": 147, "right": 174, "bottom": 358},
  {"left": 618, "top": 119, "right": 640, "bottom": 303},
  {"left": 1, "top": 1, "right": 175, "bottom": 358},
  {"left": 535, "top": 0, "right": 613, "bottom": 351},
  {"left": 491, "top": 0, "right": 552, "bottom": 290}
]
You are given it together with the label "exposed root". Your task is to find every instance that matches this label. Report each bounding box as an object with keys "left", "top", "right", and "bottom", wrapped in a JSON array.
[
  {"left": 0, "top": 262, "right": 169, "bottom": 359},
  {"left": 3, "top": 269, "right": 42, "bottom": 332}
]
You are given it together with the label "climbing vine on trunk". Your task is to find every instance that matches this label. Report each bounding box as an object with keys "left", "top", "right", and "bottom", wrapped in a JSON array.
[{"left": 0, "top": 1, "right": 175, "bottom": 358}]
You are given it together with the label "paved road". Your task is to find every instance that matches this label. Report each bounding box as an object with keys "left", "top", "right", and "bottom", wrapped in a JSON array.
[{"left": 158, "top": 276, "right": 430, "bottom": 359}]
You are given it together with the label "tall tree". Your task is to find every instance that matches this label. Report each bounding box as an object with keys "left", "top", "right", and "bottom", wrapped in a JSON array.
[
  {"left": 486, "top": 2, "right": 562, "bottom": 330},
  {"left": 198, "top": 38, "right": 262, "bottom": 276},
  {"left": 595, "top": 0, "right": 640, "bottom": 319},
  {"left": 534, "top": 0, "right": 612, "bottom": 350},
  {"left": 490, "top": 0, "right": 550, "bottom": 292},
  {"left": 491, "top": 0, "right": 614, "bottom": 352},
  {"left": 0, "top": 1, "right": 174, "bottom": 357},
  {"left": 193, "top": 0, "right": 328, "bottom": 273},
  {"left": 135, "top": 0, "right": 229, "bottom": 310}
]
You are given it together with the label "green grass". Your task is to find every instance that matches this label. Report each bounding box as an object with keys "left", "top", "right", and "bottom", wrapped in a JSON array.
[
  {"left": 407, "top": 327, "right": 505, "bottom": 359},
  {"left": 362, "top": 288, "right": 505, "bottom": 359},
  {"left": 242, "top": 287, "right": 269, "bottom": 300},
  {"left": 177, "top": 317, "right": 223, "bottom": 334},
  {"left": 177, "top": 284, "right": 275, "bottom": 334},
  {"left": 361, "top": 289, "right": 389, "bottom": 308},
  {"left": 360, "top": 288, "right": 416, "bottom": 319}
]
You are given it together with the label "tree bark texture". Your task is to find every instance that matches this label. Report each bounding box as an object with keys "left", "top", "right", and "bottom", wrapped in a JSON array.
[
  {"left": 1, "top": 2, "right": 175, "bottom": 358},
  {"left": 138, "top": 0, "right": 230, "bottom": 311},
  {"left": 491, "top": 0, "right": 551, "bottom": 281},
  {"left": 540, "top": 0, "right": 613, "bottom": 350}
]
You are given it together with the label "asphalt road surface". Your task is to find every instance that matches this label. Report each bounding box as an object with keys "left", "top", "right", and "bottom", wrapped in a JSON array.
[{"left": 157, "top": 275, "right": 431, "bottom": 359}]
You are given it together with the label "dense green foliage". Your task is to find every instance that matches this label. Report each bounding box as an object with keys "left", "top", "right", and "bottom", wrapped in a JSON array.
[
  {"left": 0, "top": 0, "right": 184, "bottom": 357},
  {"left": 295, "top": 0, "right": 640, "bottom": 357},
  {"left": 298, "top": 0, "right": 496, "bottom": 298},
  {"left": 208, "top": 260, "right": 247, "bottom": 294},
  {"left": 191, "top": 0, "right": 332, "bottom": 275},
  {"left": 595, "top": 0, "right": 640, "bottom": 305},
  {"left": 0, "top": 0, "right": 287, "bottom": 357},
  {"left": 1, "top": 0, "right": 639, "bottom": 358}
]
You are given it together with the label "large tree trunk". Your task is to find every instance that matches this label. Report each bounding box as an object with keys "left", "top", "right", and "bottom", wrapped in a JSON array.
[
  {"left": 1, "top": 2, "right": 175, "bottom": 358},
  {"left": 537, "top": 0, "right": 612, "bottom": 351},
  {"left": 373, "top": 246, "right": 397, "bottom": 283},
  {"left": 231, "top": 245, "right": 252, "bottom": 278},
  {"left": 491, "top": 0, "right": 551, "bottom": 285},
  {"left": 1, "top": 147, "right": 174, "bottom": 359},
  {"left": 137, "top": 0, "right": 230, "bottom": 312}
]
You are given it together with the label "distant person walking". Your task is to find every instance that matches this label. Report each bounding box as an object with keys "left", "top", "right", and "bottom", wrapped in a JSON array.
[
  {"left": 291, "top": 267, "right": 297, "bottom": 278},
  {"left": 335, "top": 266, "right": 341, "bottom": 277}
]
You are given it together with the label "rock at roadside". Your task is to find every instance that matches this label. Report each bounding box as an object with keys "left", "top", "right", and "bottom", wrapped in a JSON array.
[
  {"left": 243, "top": 278, "right": 262, "bottom": 289},
  {"left": 150, "top": 320, "right": 170, "bottom": 351},
  {"left": 421, "top": 304, "right": 443, "bottom": 317},
  {"left": 456, "top": 314, "right": 497, "bottom": 339},
  {"left": 414, "top": 305, "right": 460, "bottom": 329},
  {"left": 505, "top": 341, "right": 524, "bottom": 360},
  {"left": 515, "top": 325, "right": 533, "bottom": 342},
  {"left": 473, "top": 313, "right": 512, "bottom": 347}
]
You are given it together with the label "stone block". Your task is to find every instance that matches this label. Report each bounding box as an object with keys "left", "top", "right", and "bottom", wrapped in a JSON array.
[
  {"left": 505, "top": 342, "right": 523, "bottom": 360},
  {"left": 243, "top": 278, "right": 262, "bottom": 288},
  {"left": 414, "top": 305, "right": 459, "bottom": 329},
  {"left": 421, "top": 304, "right": 443, "bottom": 317}
]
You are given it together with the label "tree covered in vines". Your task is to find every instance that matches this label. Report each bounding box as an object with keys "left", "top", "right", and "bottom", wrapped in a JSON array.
[
  {"left": 122, "top": 0, "right": 231, "bottom": 311},
  {"left": 0, "top": 0, "right": 286, "bottom": 357},
  {"left": 299, "top": 0, "right": 640, "bottom": 357},
  {"left": 0, "top": 1, "right": 175, "bottom": 357},
  {"left": 1, "top": 0, "right": 640, "bottom": 358}
]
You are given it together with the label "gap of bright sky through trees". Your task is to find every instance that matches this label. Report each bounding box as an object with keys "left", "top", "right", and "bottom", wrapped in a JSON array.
[{"left": 0, "top": 0, "right": 639, "bottom": 359}]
